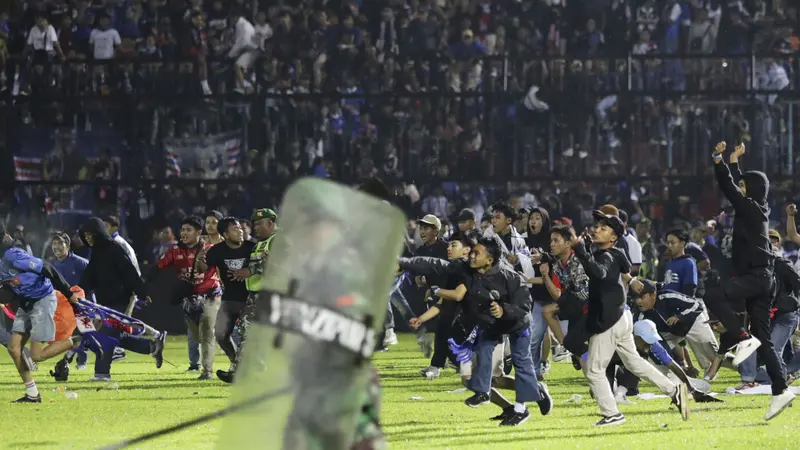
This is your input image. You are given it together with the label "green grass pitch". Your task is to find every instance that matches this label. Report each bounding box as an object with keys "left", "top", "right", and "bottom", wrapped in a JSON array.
[{"left": 0, "top": 334, "right": 797, "bottom": 449}]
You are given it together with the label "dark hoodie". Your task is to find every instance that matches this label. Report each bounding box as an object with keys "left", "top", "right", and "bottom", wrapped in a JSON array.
[
  {"left": 526, "top": 206, "right": 553, "bottom": 304},
  {"left": 79, "top": 217, "right": 148, "bottom": 309},
  {"left": 714, "top": 162, "right": 774, "bottom": 275}
]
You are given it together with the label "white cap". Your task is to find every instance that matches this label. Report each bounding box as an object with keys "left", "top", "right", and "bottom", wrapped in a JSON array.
[
  {"left": 416, "top": 214, "right": 442, "bottom": 230},
  {"left": 633, "top": 319, "right": 662, "bottom": 345}
]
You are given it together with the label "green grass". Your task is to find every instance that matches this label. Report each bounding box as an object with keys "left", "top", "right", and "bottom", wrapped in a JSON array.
[{"left": 1, "top": 334, "right": 798, "bottom": 449}]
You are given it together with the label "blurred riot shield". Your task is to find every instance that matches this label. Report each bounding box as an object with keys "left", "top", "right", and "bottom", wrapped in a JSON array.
[{"left": 216, "top": 178, "right": 406, "bottom": 450}]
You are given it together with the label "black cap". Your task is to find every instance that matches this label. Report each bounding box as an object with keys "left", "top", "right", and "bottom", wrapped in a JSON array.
[
  {"left": 206, "top": 210, "right": 223, "bottom": 221},
  {"left": 456, "top": 208, "right": 476, "bottom": 222},
  {"left": 632, "top": 279, "right": 658, "bottom": 297},
  {"left": 592, "top": 210, "right": 626, "bottom": 238}
]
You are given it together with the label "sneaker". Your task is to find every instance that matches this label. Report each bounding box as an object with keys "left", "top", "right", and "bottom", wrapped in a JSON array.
[
  {"left": 50, "top": 358, "right": 70, "bottom": 382},
  {"left": 537, "top": 383, "right": 553, "bottom": 416},
  {"left": 76, "top": 364, "right": 87, "bottom": 371},
  {"left": 151, "top": 332, "right": 167, "bottom": 369},
  {"left": 788, "top": 370, "right": 800, "bottom": 385},
  {"left": 730, "top": 336, "right": 761, "bottom": 367},
  {"left": 541, "top": 360, "right": 551, "bottom": 375},
  {"left": 552, "top": 345, "right": 572, "bottom": 363},
  {"left": 383, "top": 328, "right": 398, "bottom": 346},
  {"left": 732, "top": 381, "right": 759, "bottom": 391},
  {"left": 615, "top": 386, "right": 636, "bottom": 405},
  {"left": 417, "top": 335, "right": 434, "bottom": 358},
  {"left": 419, "top": 366, "right": 440, "bottom": 379},
  {"left": 198, "top": 371, "right": 214, "bottom": 381},
  {"left": 465, "top": 393, "right": 491, "bottom": 408},
  {"left": 216, "top": 370, "right": 235, "bottom": 383},
  {"left": 490, "top": 406, "right": 514, "bottom": 421},
  {"left": 503, "top": 355, "right": 513, "bottom": 375},
  {"left": 89, "top": 375, "right": 112, "bottom": 382},
  {"left": 595, "top": 413, "right": 626, "bottom": 427},
  {"left": 112, "top": 348, "right": 127, "bottom": 362},
  {"left": 12, "top": 394, "right": 42, "bottom": 404},
  {"left": 187, "top": 365, "right": 201, "bottom": 372},
  {"left": 671, "top": 383, "right": 690, "bottom": 421},
  {"left": 765, "top": 389, "right": 795, "bottom": 421},
  {"left": 499, "top": 408, "right": 531, "bottom": 426}
]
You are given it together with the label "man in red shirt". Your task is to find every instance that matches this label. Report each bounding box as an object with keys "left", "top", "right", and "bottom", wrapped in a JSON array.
[{"left": 156, "top": 216, "right": 222, "bottom": 380}]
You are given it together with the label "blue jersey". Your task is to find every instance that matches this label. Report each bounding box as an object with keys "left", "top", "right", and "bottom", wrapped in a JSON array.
[
  {"left": 0, "top": 248, "right": 54, "bottom": 301},
  {"left": 663, "top": 256, "right": 697, "bottom": 293}
]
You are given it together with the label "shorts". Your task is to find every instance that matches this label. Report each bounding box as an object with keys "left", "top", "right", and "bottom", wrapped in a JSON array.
[
  {"left": 12, "top": 291, "right": 58, "bottom": 343},
  {"left": 235, "top": 49, "right": 260, "bottom": 70},
  {"left": 52, "top": 291, "right": 77, "bottom": 342},
  {"left": 460, "top": 338, "right": 505, "bottom": 378}
]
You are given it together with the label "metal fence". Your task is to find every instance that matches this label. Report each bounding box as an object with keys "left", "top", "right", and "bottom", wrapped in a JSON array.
[{"left": 2, "top": 53, "right": 798, "bottom": 189}]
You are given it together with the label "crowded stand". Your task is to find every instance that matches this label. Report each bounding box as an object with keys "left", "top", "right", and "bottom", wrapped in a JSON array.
[{"left": 1, "top": 0, "right": 800, "bottom": 445}]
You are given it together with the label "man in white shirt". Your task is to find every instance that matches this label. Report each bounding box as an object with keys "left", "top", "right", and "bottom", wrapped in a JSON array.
[
  {"left": 228, "top": 10, "right": 259, "bottom": 94},
  {"left": 26, "top": 15, "right": 64, "bottom": 66},
  {"left": 619, "top": 210, "right": 643, "bottom": 276},
  {"left": 89, "top": 15, "right": 121, "bottom": 60}
]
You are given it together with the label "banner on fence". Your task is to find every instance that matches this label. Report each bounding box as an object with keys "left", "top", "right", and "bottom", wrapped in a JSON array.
[{"left": 163, "top": 131, "right": 243, "bottom": 178}]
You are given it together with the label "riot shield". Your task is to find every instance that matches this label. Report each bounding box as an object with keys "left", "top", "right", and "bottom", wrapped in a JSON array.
[{"left": 216, "top": 178, "right": 406, "bottom": 450}]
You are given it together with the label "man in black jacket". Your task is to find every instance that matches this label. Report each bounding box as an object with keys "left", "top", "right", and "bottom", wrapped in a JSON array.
[
  {"left": 737, "top": 230, "right": 800, "bottom": 385},
  {"left": 707, "top": 142, "right": 794, "bottom": 420},
  {"left": 573, "top": 211, "right": 688, "bottom": 427},
  {"left": 399, "top": 237, "right": 552, "bottom": 427},
  {"left": 80, "top": 217, "right": 166, "bottom": 381},
  {"left": 413, "top": 214, "right": 451, "bottom": 379}
]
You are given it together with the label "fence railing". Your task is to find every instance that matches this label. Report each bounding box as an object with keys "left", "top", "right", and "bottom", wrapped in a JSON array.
[{"left": 2, "top": 53, "right": 798, "bottom": 187}]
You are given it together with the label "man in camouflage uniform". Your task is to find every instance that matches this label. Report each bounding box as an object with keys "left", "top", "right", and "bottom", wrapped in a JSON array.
[
  {"left": 351, "top": 366, "right": 387, "bottom": 450},
  {"left": 218, "top": 208, "right": 278, "bottom": 384}
]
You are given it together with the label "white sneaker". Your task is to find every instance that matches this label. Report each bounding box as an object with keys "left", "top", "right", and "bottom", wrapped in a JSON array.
[
  {"left": 765, "top": 390, "right": 795, "bottom": 421},
  {"left": 731, "top": 337, "right": 761, "bottom": 366},
  {"left": 384, "top": 328, "right": 398, "bottom": 346},
  {"left": 552, "top": 345, "right": 572, "bottom": 363},
  {"left": 614, "top": 386, "right": 636, "bottom": 405},
  {"left": 419, "top": 366, "right": 440, "bottom": 380}
]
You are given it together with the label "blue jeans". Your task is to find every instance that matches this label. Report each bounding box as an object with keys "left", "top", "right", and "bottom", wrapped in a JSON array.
[
  {"left": 187, "top": 318, "right": 200, "bottom": 367},
  {"left": 740, "top": 312, "right": 799, "bottom": 383},
  {"left": 529, "top": 302, "right": 548, "bottom": 377},
  {"left": 471, "top": 319, "right": 542, "bottom": 403}
]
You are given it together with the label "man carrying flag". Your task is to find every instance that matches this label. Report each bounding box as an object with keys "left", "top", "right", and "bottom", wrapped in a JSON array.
[
  {"left": 217, "top": 208, "right": 278, "bottom": 383},
  {"left": 79, "top": 217, "right": 166, "bottom": 381}
]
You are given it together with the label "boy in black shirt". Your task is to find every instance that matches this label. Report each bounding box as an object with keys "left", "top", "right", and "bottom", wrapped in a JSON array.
[
  {"left": 196, "top": 217, "right": 255, "bottom": 373},
  {"left": 573, "top": 211, "right": 688, "bottom": 427},
  {"left": 707, "top": 142, "right": 793, "bottom": 420}
]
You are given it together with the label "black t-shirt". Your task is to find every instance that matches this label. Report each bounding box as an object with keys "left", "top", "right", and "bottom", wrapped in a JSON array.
[{"left": 205, "top": 240, "right": 256, "bottom": 302}]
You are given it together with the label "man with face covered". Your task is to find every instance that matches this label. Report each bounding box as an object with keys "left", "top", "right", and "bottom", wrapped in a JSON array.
[
  {"left": 707, "top": 142, "right": 794, "bottom": 420},
  {"left": 196, "top": 217, "right": 256, "bottom": 375},
  {"left": 78, "top": 217, "right": 166, "bottom": 381}
]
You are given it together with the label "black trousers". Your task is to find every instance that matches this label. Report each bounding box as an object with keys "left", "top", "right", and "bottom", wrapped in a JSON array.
[
  {"left": 704, "top": 270, "right": 788, "bottom": 395},
  {"left": 562, "top": 315, "right": 590, "bottom": 358},
  {"left": 607, "top": 359, "right": 641, "bottom": 395},
  {"left": 430, "top": 302, "right": 457, "bottom": 368}
]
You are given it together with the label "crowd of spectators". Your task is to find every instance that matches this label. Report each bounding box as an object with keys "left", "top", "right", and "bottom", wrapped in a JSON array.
[{"left": 1, "top": 0, "right": 800, "bottom": 254}]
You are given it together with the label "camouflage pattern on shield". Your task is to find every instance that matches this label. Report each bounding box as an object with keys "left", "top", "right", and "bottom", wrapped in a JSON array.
[{"left": 216, "top": 178, "right": 405, "bottom": 450}]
